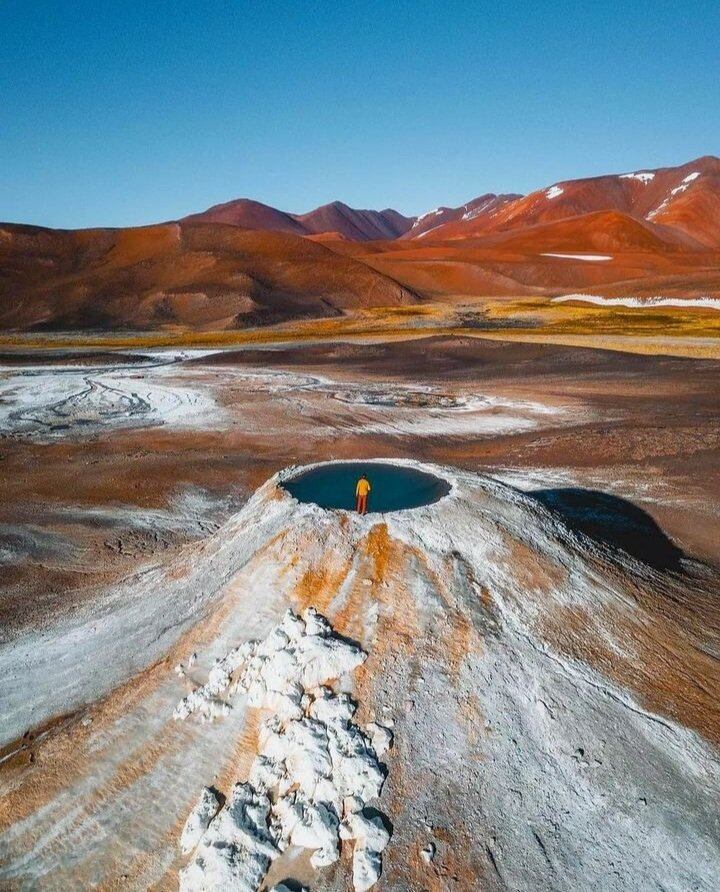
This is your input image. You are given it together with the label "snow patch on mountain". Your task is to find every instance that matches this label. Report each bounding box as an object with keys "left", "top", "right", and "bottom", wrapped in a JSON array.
[
  {"left": 647, "top": 172, "right": 701, "bottom": 219},
  {"left": 545, "top": 185, "right": 564, "bottom": 199},
  {"left": 416, "top": 224, "right": 444, "bottom": 239},
  {"left": 411, "top": 208, "right": 444, "bottom": 227},
  {"left": 461, "top": 198, "right": 495, "bottom": 221},
  {"left": 619, "top": 172, "right": 655, "bottom": 183}
]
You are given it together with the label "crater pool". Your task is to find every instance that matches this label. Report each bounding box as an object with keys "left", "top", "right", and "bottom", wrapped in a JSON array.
[{"left": 282, "top": 461, "right": 451, "bottom": 513}]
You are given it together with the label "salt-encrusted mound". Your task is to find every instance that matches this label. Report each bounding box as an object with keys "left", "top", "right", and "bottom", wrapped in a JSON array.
[
  {"left": 176, "top": 608, "right": 392, "bottom": 891},
  {"left": 3, "top": 460, "right": 720, "bottom": 891}
]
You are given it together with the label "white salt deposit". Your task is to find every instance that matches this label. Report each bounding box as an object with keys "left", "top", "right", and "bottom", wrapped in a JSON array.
[
  {"left": 541, "top": 253, "right": 613, "bottom": 261},
  {"left": 545, "top": 185, "right": 564, "bottom": 199},
  {"left": 553, "top": 294, "right": 720, "bottom": 310},
  {"left": 180, "top": 787, "right": 222, "bottom": 854},
  {"left": 0, "top": 366, "right": 224, "bottom": 440},
  {"left": 176, "top": 608, "right": 392, "bottom": 891},
  {"left": 359, "top": 392, "right": 564, "bottom": 437},
  {"left": 130, "top": 349, "right": 226, "bottom": 363}
]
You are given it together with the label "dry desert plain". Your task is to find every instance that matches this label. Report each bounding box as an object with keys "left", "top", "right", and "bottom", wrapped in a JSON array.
[{"left": 1, "top": 297, "right": 720, "bottom": 890}]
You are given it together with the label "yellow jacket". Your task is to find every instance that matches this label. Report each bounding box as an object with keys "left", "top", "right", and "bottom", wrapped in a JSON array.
[{"left": 355, "top": 478, "right": 371, "bottom": 497}]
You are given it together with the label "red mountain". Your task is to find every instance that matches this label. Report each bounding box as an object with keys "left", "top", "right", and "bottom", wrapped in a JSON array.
[
  {"left": 183, "top": 199, "right": 414, "bottom": 241},
  {"left": 182, "top": 198, "right": 306, "bottom": 235},
  {"left": 415, "top": 156, "right": 720, "bottom": 247},
  {"left": 402, "top": 194, "right": 521, "bottom": 239},
  {"left": 181, "top": 156, "right": 720, "bottom": 251}
]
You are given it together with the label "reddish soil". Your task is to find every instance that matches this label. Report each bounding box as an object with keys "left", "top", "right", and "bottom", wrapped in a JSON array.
[{"left": 0, "top": 223, "right": 416, "bottom": 331}]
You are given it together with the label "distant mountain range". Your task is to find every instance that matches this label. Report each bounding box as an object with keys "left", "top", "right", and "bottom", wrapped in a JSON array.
[
  {"left": 1, "top": 156, "right": 719, "bottom": 332},
  {"left": 183, "top": 155, "right": 720, "bottom": 248},
  {"left": 183, "top": 199, "right": 414, "bottom": 241}
]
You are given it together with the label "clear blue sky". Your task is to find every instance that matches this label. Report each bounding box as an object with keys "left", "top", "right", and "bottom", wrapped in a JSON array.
[{"left": 2, "top": 0, "right": 719, "bottom": 228}]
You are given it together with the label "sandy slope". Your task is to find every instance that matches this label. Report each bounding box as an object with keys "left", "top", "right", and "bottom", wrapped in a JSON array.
[
  {"left": 0, "top": 223, "right": 416, "bottom": 332},
  {"left": 1, "top": 461, "right": 719, "bottom": 890}
]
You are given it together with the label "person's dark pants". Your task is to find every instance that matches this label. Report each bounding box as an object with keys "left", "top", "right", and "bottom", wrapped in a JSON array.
[{"left": 356, "top": 494, "right": 368, "bottom": 514}]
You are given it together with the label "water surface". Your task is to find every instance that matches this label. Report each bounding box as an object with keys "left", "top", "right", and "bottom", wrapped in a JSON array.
[{"left": 283, "top": 461, "right": 451, "bottom": 513}]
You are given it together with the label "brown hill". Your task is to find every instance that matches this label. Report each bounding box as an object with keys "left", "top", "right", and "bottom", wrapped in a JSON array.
[
  {"left": 0, "top": 222, "right": 416, "bottom": 332},
  {"left": 182, "top": 198, "right": 306, "bottom": 235},
  {"left": 346, "top": 210, "right": 720, "bottom": 299},
  {"left": 183, "top": 199, "right": 414, "bottom": 242},
  {"left": 472, "top": 209, "right": 695, "bottom": 254},
  {"left": 294, "top": 201, "right": 413, "bottom": 240}
]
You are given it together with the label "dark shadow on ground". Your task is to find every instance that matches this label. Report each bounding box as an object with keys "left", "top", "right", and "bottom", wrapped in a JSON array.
[
  {"left": 530, "top": 488, "right": 684, "bottom": 571},
  {"left": 361, "top": 805, "right": 394, "bottom": 838}
]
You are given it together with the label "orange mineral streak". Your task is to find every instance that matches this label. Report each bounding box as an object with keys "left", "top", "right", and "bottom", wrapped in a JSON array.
[
  {"left": 0, "top": 571, "right": 239, "bottom": 830},
  {"left": 310, "top": 523, "right": 492, "bottom": 889},
  {"left": 540, "top": 592, "right": 720, "bottom": 748},
  {"left": 290, "top": 543, "right": 355, "bottom": 617},
  {"left": 401, "top": 824, "right": 492, "bottom": 892}
]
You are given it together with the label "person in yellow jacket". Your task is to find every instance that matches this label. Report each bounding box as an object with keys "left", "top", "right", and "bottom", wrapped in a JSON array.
[{"left": 355, "top": 473, "right": 371, "bottom": 515}]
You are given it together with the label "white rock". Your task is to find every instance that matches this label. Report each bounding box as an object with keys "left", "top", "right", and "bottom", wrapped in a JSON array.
[
  {"left": 303, "top": 606, "right": 332, "bottom": 637},
  {"left": 180, "top": 841, "right": 269, "bottom": 892},
  {"left": 180, "top": 787, "right": 221, "bottom": 854},
  {"left": 365, "top": 722, "right": 394, "bottom": 757},
  {"left": 290, "top": 801, "right": 339, "bottom": 867},
  {"left": 342, "top": 809, "right": 390, "bottom": 854},
  {"left": 353, "top": 847, "right": 383, "bottom": 891},
  {"left": 272, "top": 793, "right": 303, "bottom": 840},
  {"left": 180, "top": 784, "right": 278, "bottom": 891},
  {"left": 248, "top": 754, "right": 285, "bottom": 793}
]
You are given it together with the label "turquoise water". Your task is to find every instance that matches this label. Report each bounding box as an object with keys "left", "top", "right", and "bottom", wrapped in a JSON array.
[{"left": 283, "top": 462, "right": 451, "bottom": 513}]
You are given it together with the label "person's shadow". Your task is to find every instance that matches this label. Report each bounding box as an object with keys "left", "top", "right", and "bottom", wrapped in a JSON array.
[{"left": 530, "top": 488, "right": 684, "bottom": 572}]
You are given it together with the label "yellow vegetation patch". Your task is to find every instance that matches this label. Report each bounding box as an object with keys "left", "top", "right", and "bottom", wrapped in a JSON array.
[{"left": 2, "top": 295, "right": 720, "bottom": 357}]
